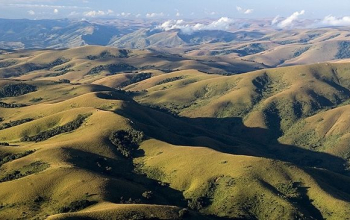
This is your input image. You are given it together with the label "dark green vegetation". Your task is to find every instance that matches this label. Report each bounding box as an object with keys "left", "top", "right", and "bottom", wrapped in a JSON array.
[
  {"left": 109, "top": 129, "right": 144, "bottom": 158},
  {"left": 3, "top": 58, "right": 70, "bottom": 78},
  {"left": 0, "top": 118, "right": 34, "bottom": 130},
  {"left": 0, "top": 150, "right": 35, "bottom": 167},
  {"left": 0, "top": 101, "right": 26, "bottom": 108},
  {"left": 233, "top": 43, "right": 266, "bottom": 56},
  {"left": 21, "top": 114, "right": 90, "bottom": 142},
  {"left": 87, "top": 50, "right": 129, "bottom": 60},
  {"left": 58, "top": 200, "right": 96, "bottom": 213},
  {"left": 87, "top": 63, "right": 137, "bottom": 75},
  {"left": 29, "top": 97, "right": 43, "bottom": 103},
  {"left": 0, "top": 83, "right": 36, "bottom": 97},
  {"left": 0, "top": 161, "right": 49, "bottom": 183},
  {"left": 0, "top": 60, "right": 17, "bottom": 68},
  {"left": 155, "top": 76, "right": 184, "bottom": 86},
  {"left": 293, "top": 46, "right": 310, "bottom": 58},
  {"left": 336, "top": 41, "right": 350, "bottom": 59},
  {"left": 119, "top": 73, "right": 152, "bottom": 88}
]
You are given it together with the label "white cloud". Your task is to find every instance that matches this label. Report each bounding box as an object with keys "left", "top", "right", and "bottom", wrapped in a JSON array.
[
  {"left": 157, "top": 17, "right": 234, "bottom": 34},
  {"left": 277, "top": 10, "right": 305, "bottom": 28},
  {"left": 5, "top": 3, "right": 89, "bottom": 9},
  {"left": 28, "top": 10, "right": 35, "bottom": 15},
  {"left": 83, "top": 9, "right": 114, "bottom": 17},
  {"left": 53, "top": 8, "right": 58, "bottom": 14},
  {"left": 321, "top": 15, "right": 350, "bottom": 26},
  {"left": 236, "top": 6, "right": 254, "bottom": 15},
  {"left": 176, "top": 12, "right": 180, "bottom": 17},
  {"left": 84, "top": 10, "right": 105, "bottom": 17},
  {"left": 271, "top": 15, "right": 280, "bottom": 25},
  {"left": 244, "top": 9, "right": 253, "bottom": 14},
  {"left": 68, "top": 11, "right": 80, "bottom": 17},
  {"left": 146, "top": 12, "right": 164, "bottom": 18},
  {"left": 118, "top": 12, "right": 131, "bottom": 17}
]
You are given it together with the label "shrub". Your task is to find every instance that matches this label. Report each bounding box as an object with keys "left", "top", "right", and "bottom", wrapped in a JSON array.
[
  {"left": 155, "top": 76, "right": 184, "bottom": 86},
  {"left": 142, "top": 191, "right": 153, "bottom": 200},
  {"left": 0, "top": 150, "right": 35, "bottom": 166},
  {"left": 58, "top": 79, "right": 70, "bottom": 83},
  {"left": 0, "top": 161, "right": 49, "bottom": 183},
  {"left": 187, "top": 197, "right": 209, "bottom": 210},
  {"left": 109, "top": 129, "right": 144, "bottom": 158},
  {"left": 119, "top": 73, "right": 152, "bottom": 87},
  {"left": 0, "top": 118, "right": 34, "bottom": 130},
  {"left": 336, "top": 41, "right": 350, "bottom": 59},
  {"left": 87, "top": 63, "right": 137, "bottom": 75},
  {"left": 0, "top": 83, "right": 36, "bottom": 98},
  {"left": 29, "top": 97, "right": 43, "bottom": 103},
  {"left": 21, "top": 114, "right": 90, "bottom": 142},
  {"left": 178, "top": 208, "right": 190, "bottom": 218},
  {"left": 58, "top": 200, "right": 95, "bottom": 213},
  {"left": 0, "top": 102, "right": 27, "bottom": 108}
]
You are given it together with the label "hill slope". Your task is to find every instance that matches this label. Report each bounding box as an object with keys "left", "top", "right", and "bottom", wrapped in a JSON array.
[{"left": 0, "top": 48, "right": 350, "bottom": 219}]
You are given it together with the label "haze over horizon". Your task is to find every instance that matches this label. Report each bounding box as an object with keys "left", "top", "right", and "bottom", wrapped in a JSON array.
[{"left": 0, "top": 0, "right": 350, "bottom": 23}]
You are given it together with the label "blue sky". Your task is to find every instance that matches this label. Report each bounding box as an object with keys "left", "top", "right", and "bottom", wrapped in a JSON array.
[{"left": 0, "top": 0, "right": 349, "bottom": 20}]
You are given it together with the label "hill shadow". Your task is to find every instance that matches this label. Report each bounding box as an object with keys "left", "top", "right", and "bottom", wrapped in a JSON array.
[
  {"left": 63, "top": 147, "right": 186, "bottom": 207},
  {"left": 63, "top": 146, "right": 237, "bottom": 220},
  {"left": 116, "top": 104, "right": 348, "bottom": 174},
  {"left": 114, "top": 102, "right": 350, "bottom": 204}
]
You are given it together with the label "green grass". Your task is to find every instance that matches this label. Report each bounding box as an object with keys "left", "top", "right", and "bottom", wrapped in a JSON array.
[
  {"left": 0, "top": 161, "right": 49, "bottom": 183},
  {"left": 0, "top": 150, "right": 35, "bottom": 167},
  {"left": 21, "top": 114, "right": 90, "bottom": 142},
  {"left": 0, "top": 118, "right": 34, "bottom": 130}
]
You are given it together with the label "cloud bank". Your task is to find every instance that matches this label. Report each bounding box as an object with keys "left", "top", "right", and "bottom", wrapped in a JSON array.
[
  {"left": 321, "top": 15, "right": 350, "bottom": 26},
  {"left": 277, "top": 10, "right": 305, "bottom": 28},
  {"left": 146, "top": 12, "right": 164, "bottom": 18},
  {"left": 84, "top": 9, "right": 113, "bottom": 17},
  {"left": 157, "top": 17, "right": 234, "bottom": 34}
]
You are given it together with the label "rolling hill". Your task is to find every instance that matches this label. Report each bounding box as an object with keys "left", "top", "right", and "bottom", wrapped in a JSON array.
[{"left": 0, "top": 47, "right": 350, "bottom": 219}]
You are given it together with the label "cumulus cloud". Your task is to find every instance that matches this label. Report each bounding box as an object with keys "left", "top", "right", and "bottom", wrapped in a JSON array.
[
  {"left": 277, "top": 10, "right": 305, "bottom": 28},
  {"left": 117, "top": 12, "right": 131, "bottom": 17},
  {"left": 244, "top": 9, "right": 253, "bottom": 14},
  {"left": 84, "top": 10, "right": 105, "bottom": 17},
  {"left": 271, "top": 15, "right": 280, "bottom": 25},
  {"left": 146, "top": 12, "right": 164, "bottom": 18},
  {"left": 28, "top": 10, "right": 35, "bottom": 15},
  {"left": 321, "top": 15, "right": 350, "bottom": 26},
  {"left": 53, "top": 8, "right": 58, "bottom": 14},
  {"left": 157, "top": 17, "right": 234, "bottom": 34},
  {"left": 236, "top": 6, "right": 254, "bottom": 15},
  {"left": 84, "top": 9, "right": 113, "bottom": 17}
]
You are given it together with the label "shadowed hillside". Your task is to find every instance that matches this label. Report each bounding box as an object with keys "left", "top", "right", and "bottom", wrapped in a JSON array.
[{"left": 0, "top": 48, "right": 350, "bottom": 219}]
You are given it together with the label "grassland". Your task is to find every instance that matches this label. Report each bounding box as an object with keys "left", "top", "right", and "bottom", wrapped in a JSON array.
[{"left": 0, "top": 46, "right": 350, "bottom": 219}]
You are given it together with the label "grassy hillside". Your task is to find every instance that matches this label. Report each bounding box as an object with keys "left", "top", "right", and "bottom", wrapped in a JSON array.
[
  {"left": 0, "top": 46, "right": 264, "bottom": 84},
  {"left": 130, "top": 62, "right": 350, "bottom": 167},
  {"left": 0, "top": 48, "right": 350, "bottom": 219}
]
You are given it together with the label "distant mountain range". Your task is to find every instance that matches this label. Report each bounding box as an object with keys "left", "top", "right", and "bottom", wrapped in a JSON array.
[{"left": 0, "top": 18, "right": 350, "bottom": 68}]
